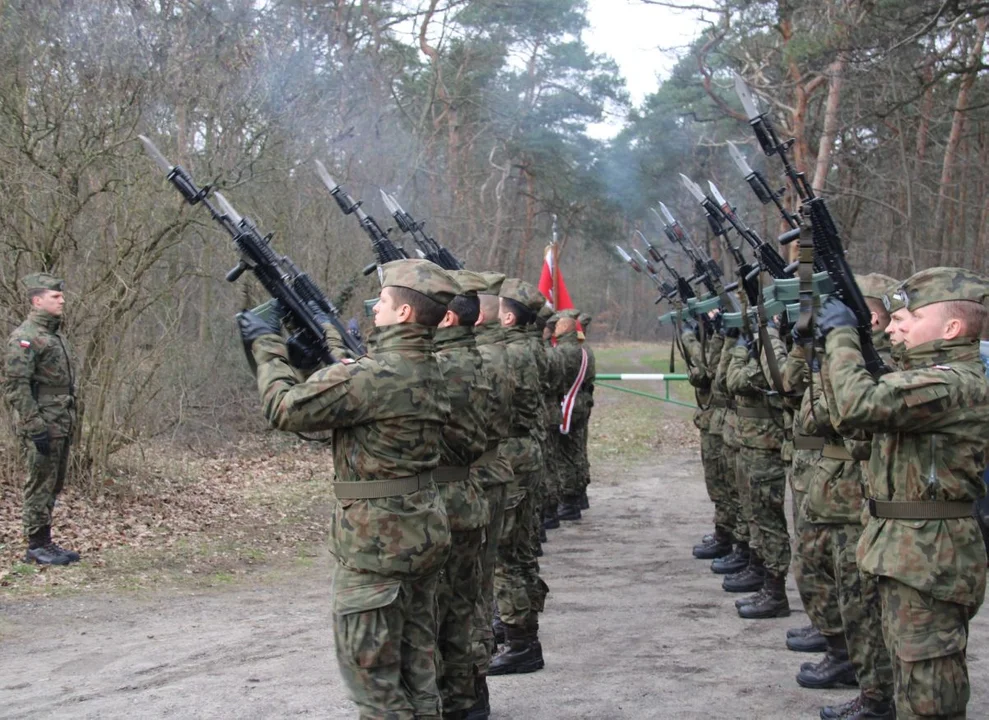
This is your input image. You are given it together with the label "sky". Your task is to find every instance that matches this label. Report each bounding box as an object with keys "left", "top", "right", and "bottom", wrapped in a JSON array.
[{"left": 583, "top": 0, "right": 705, "bottom": 139}]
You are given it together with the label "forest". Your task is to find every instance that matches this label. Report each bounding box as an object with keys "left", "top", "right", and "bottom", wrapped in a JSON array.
[{"left": 1, "top": 0, "right": 988, "bottom": 473}]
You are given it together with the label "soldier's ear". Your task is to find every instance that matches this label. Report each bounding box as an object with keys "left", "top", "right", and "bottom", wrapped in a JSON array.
[{"left": 942, "top": 316, "right": 963, "bottom": 341}]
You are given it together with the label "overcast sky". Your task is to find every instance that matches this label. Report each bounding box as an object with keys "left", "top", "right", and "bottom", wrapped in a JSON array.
[{"left": 583, "top": 0, "right": 705, "bottom": 139}]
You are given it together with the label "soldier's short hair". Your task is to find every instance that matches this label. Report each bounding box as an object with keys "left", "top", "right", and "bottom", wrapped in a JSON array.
[
  {"left": 865, "top": 296, "right": 891, "bottom": 328},
  {"left": 27, "top": 288, "right": 50, "bottom": 303},
  {"left": 448, "top": 294, "right": 480, "bottom": 327},
  {"left": 501, "top": 297, "right": 535, "bottom": 326},
  {"left": 938, "top": 300, "right": 987, "bottom": 339},
  {"left": 388, "top": 286, "right": 448, "bottom": 327}
]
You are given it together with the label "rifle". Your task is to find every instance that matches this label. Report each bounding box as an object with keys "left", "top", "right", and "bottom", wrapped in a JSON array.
[
  {"left": 615, "top": 245, "right": 678, "bottom": 304},
  {"left": 706, "top": 181, "right": 794, "bottom": 280},
  {"left": 650, "top": 204, "right": 720, "bottom": 296},
  {"left": 138, "top": 136, "right": 365, "bottom": 365},
  {"left": 379, "top": 190, "right": 463, "bottom": 271},
  {"left": 733, "top": 72, "right": 885, "bottom": 375},
  {"left": 314, "top": 161, "right": 408, "bottom": 278},
  {"left": 634, "top": 230, "right": 695, "bottom": 303},
  {"left": 727, "top": 141, "right": 800, "bottom": 231}
]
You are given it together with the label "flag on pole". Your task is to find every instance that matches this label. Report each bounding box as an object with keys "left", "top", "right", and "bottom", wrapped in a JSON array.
[{"left": 538, "top": 244, "right": 574, "bottom": 310}]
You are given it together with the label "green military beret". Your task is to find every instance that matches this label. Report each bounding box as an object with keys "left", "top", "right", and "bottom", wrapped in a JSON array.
[
  {"left": 22, "top": 272, "right": 64, "bottom": 293},
  {"left": 476, "top": 271, "right": 506, "bottom": 296},
  {"left": 500, "top": 278, "right": 546, "bottom": 313},
  {"left": 449, "top": 269, "right": 488, "bottom": 297},
  {"left": 885, "top": 266, "right": 989, "bottom": 313},
  {"left": 380, "top": 259, "right": 461, "bottom": 306},
  {"left": 855, "top": 273, "right": 898, "bottom": 301}
]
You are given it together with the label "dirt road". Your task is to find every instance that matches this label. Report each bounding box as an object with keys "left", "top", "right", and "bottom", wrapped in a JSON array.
[{"left": 2, "top": 452, "right": 986, "bottom": 719}]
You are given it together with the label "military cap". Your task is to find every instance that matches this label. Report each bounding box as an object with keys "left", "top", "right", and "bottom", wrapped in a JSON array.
[
  {"left": 552, "top": 308, "right": 581, "bottom": 322},
  {"left": 885, "top": 266, "right": 989, "bottom": 313},
  {"left": 500, "top": 278, "right": 546, "bottom": 314},
  {"left": 855, "top": 273, "right": 897, "bottom": 301},
  {"left": 578, "top": 311, "right": 592, "bottom": 328},
  {"left": 380, "top": 259, "right": 461, "bottom": 306},
  {"left": 450, "top": 269, "right": 488, "bottom": 296},
  {"left": 476, "top": 271, "right": 506, "bottom": 296},
  {"left": 22, "top": 272, "right": 64, "bottom": 293},
  {"left": 537, "top": 304, "right": 555, "bottom": 321},
  {"left": 883, "top": 281, "right": 906, "bottom": 314}
]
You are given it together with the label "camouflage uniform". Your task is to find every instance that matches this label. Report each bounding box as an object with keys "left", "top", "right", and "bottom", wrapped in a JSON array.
[
  {"left": 433, "top": 317, "right": 490, "bottom": 713},
  {"left": 554, "top": 314, "right": 589, "bottom": 509},
  {"left": 716, "top": 336, "right": 746, "bottom": 549},
  {"left": 3, "top": 274, "right": 77, "bottom": 547},
  {"left": 250, "top": 259, "right": 456, "bottom": 720},
  {"left": 824, "top": 268, "right": 989, "bottom": 720},
  {"left": 539, "top": 306, "right": 564, "bottom": 516},
  {"left": 576, "top": 312, "right": 595, "bottom": 499}
]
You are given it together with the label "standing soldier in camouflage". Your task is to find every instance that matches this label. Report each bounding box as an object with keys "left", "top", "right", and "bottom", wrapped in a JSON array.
[
  {"left": 490, "top": 279, "right": 549, "bottom": 676},
  {"left": 239, "top": 259, "right": 455, "bottom": 720},
  {"left": 433, "top": 272, "right": 491, "bottom": 720},
  {"left": 820, "top": 268, "right": 989, "bottom": 720},
  {"left": 576, "top": 311, "right": 595, "bottom": 509},
  {"left": 539, "top": 305, "right": 563, "bottom": 531},
  {"left": 466, "top": 271, "right": 517, "bottom": 720},
  {"left": 554, "top": 309, "right": 589, "bottom": 521},
  {"left": 3, "top": 273, "right": 80, "bottom": 566}
]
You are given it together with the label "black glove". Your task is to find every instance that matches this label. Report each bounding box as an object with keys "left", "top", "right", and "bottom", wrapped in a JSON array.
[
  {"left": 725, "top": 326, "right": 740, "bottom": 340},
  {"left": 236, "top": 309, "right": 282, "bottom": 350},
  {"left": 306, "top": 300, "right": 332, "bottom": 328},
  {"left": 287, "top": 334, "right": 323, "bottom": 371},
  {"left": 712, "top": 312, "right": 725, "bottom": 337},
  {"left": 739, "top": 333, "right": 757, "bottom": 359},
  {"left": 31, "top": 430, "right": 51, "bottom": 456},
  {"left": 816, "top": 298, "right": 856, "bottom": 339},
  {"left": 683, "top": 318, "right": 698, "bottom": 336}
]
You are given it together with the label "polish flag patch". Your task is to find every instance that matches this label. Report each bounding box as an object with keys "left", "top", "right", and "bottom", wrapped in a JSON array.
[{"left": 18, "top": 340, "right": 30, "bottom": 348}]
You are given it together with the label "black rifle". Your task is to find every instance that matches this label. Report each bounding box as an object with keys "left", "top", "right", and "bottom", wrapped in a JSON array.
[
  {"left": 733, "top": 72, "right": 885, "bottom": 375},
  {"left": 139, "top": 136, "right": 365, "bottom": 364},
  {"left": 634, "top": 230, "right": 696, "bottom": 303},
  {"left": 379, "top": 191, "right": 463, "bottom": 271},
  {"left": 616, "top": 245, "right": 678, "bottom": 304},
  {"left": 706, "top": 181, "right": 794, "bottom": 280},
  {"left": 727, "top": 141, "right": 800, "bottom": 231},
  {"left": 314, "top": 161, "right": 408, "bottom": 277},
  {"left": 652, "top": 204, "right": 723, "bottom": 297}
]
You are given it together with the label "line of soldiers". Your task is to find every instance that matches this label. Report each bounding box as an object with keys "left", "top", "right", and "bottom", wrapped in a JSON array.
[
  {"left": 682, "top": 267, "right": 989, "bottom": 720},
  {"left": 237, "top": 259, "right": 595, "bottom": 720}
]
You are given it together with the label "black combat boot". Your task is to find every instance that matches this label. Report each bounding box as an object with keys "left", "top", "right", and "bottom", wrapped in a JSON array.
[
  {"left": 722, "top": 554, "right": 765, "bottom": 592},
  {"left": 699, "top": 531, "right": 715, "bottom": 546},
  {"left": 542, "top": 506, "right": 560, "bottom": 530},
  {"left": 711, "top": 542, "right": 750, "bottom": 574},
  {"left": 24, "top": 527, "right": 72, "bottom": 566},
  {"left": 488, "top": 618, "right": 544, "bottom": 676},
  {"left": 693, "top": 528, "right": 732, "bottom": 559},
  {"left": 492, "top": 616, "right": 507, "bottom": 646},
  {"left": 50, "top": 527, "right": 81, "bottom": 563},
  {"left": 820, "top": 693, "right": 893, "bottom": 720},
  {"left": 787, "top": 624, "right": 817, "bottom": 639},
  {"left": 557, "top": 496, "right": 582, "bottom": 521},
  {"left": 465, "top": 675, "right": 490, "bottom": 720},
  {"left": 579, "top": 490, "right": 589, "bottom": 510},
  {"left": 539, "top": 524, "right": 547, "bottom": 543},
  {"left": 443, "top": 711, "right": 469, "bottom": 720},
  {"left": 738, "top": 572, "right": 790, "bottom": 618},
  {"left": 734, "top": 587, "right": 767, "bottom": 609},
  {"left": 796, "top": 635, "right": 858, "bottom": 689},
  {"left": 788, "top": 626, "right": 828, "bottom": 652}
]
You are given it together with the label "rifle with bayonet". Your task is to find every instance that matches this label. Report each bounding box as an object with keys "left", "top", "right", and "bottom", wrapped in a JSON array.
[
  {"left": 651, "top": 204, "right": 720, "bottom": 298},
  {"left": 314, "top": 161, "right": 409, "bottom": 278},
  {"left": 705, "top": 181, "right": 794, "bottom": 280},
  {"left": 634, "top": 230, "right": 696, "bottom": 303},
  {"left": 379, "top": 191, "right": 463, "bottom": 271},
  {"left": 733, "top": 72, "right": 886, "bottom": 376},
  {"left": 615, "top": 245, "right": 678, "bottom": 304},
  {"left": 138, "top": 136, "right": 365, "bottom": 367}
]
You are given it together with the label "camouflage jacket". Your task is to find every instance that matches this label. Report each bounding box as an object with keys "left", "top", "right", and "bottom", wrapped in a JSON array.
[
  {"left": 578, "top": 342, "right": 596, "bottom": 419},
  {"left": 473, "top": 323, "right": 516, "bottom": 489},
  {"left": 434, "top": 325, "right": 490, "bottom": 531},
  {"left": 541, "top": 336, "right": 566, "bottom": 427},
  {"left": 727, "top": 343, "right": 785, "bottom": 451},
  {"left": 3, "top": 309, "right": 76, "bottom": 439},
  {"left": 682, "top": 330, "right": 725, "bottom": 433},
  {"left": 825, "top": 329, "right": 989, "bottom": 607},
  {"left": 252, "top": 322, "right": 451, "bottom": 577},
  {"left": 554, "top": 332, "right": 587, "bottom": 426},
  {"left": 760, "top": 327, "right": 795, "bottom": 462},
  {"left": 501, "top": 325, "right": 544, "bottom": 476},
  {"left": 715, "top": 336, "right": 738, "bottom": 448},
  {"left": 526, "top": 330, "right": 550, "bottom": 443}
]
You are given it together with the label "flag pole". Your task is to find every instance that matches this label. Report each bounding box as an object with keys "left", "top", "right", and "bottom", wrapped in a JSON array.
[{"left": 552, "top": 214, "right": 560, "bottom": 310}]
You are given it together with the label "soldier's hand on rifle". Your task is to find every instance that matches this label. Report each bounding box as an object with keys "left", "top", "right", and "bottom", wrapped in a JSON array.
[
  {"left": 236, "top": 308, "right": 283, "bottom": 350},
  {"left": 725, "top": 325, "right": 740, "bottom": 340},
  {"left": 739, "top": 333, "right": 757, "bottom": 359},
  {"left": 30, "top": 430, "right": 51, "bottom": 456},
  {"left": 816, "top": 298, "right": 856, "bottom": 339}
]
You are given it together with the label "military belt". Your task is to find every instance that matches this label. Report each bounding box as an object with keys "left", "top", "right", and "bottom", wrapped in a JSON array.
[
  {"left": 333, "top": 474, "right": 431, "bottom": 499},
  {"left": 793, "top": 433, "right": 825, "bottom": 451},
  {"left": 707, "top": 396, "right": 727, "bottom": 408},
  {"left": 36, "top": 385, "right": 72, "bottom": 397},
  {"left": 432, "top": 466, "right": 470, "bottom": 484},
  {"left": 868, "top": 498, "right": 974, "bottom": 520},
  {"left": 509, "top": 429, "right": 530, "bottom": 438},
  {"left": 822, "top": 443, "right": 854, "bottom": 461},
  {"left": 735, "top": 406, "right": 776, "bottom": 419}
]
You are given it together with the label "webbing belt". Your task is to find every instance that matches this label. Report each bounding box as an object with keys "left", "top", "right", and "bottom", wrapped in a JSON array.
[
  {"left": 432, "top": 466, "right": 471, "bottom": 484},
  {"left": 868, "top": 499, "right": 974, "bottom": 520},
  {"left": 37, "top": 385, "right": 72, "bottom": 396},
  {"left": 334, "top": 474, "right": 431, "bottom": 499},
  {"left": 822, "top": 443, "right": 854, "bottom": 461},
  {"left": 793, "top": 433, "right": 825, "bottom": 451},
  {"left": 735, "top": 406, "right": 776, "bottom": 419}
]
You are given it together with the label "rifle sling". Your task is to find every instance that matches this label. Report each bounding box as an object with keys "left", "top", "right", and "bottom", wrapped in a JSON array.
[{"left": 868, "top": 499, "right": 974, "bottom": 521}]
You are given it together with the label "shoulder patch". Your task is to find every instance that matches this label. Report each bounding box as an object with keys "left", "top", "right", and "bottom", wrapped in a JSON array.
[
  {"left": 18, "top": 340, "right": 30, "bottom": 348},
  {"left": 340, "top": 358, "right": 355, "bottom": 365}
]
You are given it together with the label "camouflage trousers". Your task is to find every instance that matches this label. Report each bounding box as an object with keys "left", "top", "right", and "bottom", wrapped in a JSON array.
[
  {"left": 579, "top": 403, "right": 592, "bottom": 490},
  {"left": 879, "top": 577, "right": 974, "bottom": 720},
  {"left": 557, "top": 422, "right": 585, "bottom": 499},
  {"left": 472, "top": 483, "right": 507, "bottom": 675},
  {"left": 796, "top": 523, "right": 892, "bottom": 701},
  {"left": 738, "top": 446, "right": 789, "bottom": 574},
  {"left": 542, "top": 428, "right": 562, "bottom": 511},
  {"left": 436, "top": 528, "right": 484, "bottom": 713},
  {"left": 22, "top": 436, "right": 70, "bottom": 535},
  {"left": 724, "top": 442, "right": 748, "bottom": 544},
  {"left": 332, "top": 564, "right": 442, "bottom": 720},
  {"left": 700, "top": 430, "right": 737, "bottom": 537},
  {"left": 494, "top": 472, "right": 549, "bottom": 626}
]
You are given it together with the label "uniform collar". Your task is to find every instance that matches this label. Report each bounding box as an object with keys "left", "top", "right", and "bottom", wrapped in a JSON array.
[
  {"left": 367, "top": 322, "right": 434, "bottom": 353},
  {"left": 899, "top": 337, "right": 980, "bottom": 370},
  {"left": 29, "top": 308, "right": 61, "bottom": 332},
  {"left": 433, "top": 324, "right": 475, "bottom": 351}
]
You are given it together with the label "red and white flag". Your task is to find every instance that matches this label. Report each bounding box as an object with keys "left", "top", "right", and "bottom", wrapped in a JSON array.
[{"left": 537, "top": 244, "right": 574, "bottom": 311}]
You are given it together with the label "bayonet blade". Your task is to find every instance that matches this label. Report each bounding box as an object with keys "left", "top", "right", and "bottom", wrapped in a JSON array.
[
  {"left": 138, "top": 135, "right": 173, "bottom": 174},
  {"left": 614, "top": 245, "right": 632, "bottom": 263},
  {"left": 213, "top": 192, "right": 243, "bottom": 225},
  {"left": 632, "top": 248, "right": 654, "bottom": 273},
  {"left": 379, "top": 189, "right": 399, "bottom": 215},
  {"left": 708, "top": 181, "right": 728, "bottom": 207},
  {"left": 733, "top": 72, "right": 761, "bottom": 120},
  {"left": 658, "top": 202, "right": 676, "bottom": 227},
  {"left": 727, "top": 141, "right": 754, "bottom": 176},
  {"left": 314, "top": 160, "right": 340, "bottom": 192},
  {"left": 679, "top": 174, "right": 706, "bottom": 203}
]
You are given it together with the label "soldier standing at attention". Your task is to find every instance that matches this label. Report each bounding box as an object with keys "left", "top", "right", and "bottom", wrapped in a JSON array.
[
  {"left": 3, "top": 273, "right": 80, "bottom": 566},
  {"left": 576, "top": 311, "right": 595, "bottom": 510},
  {"left": 239, "top": 258, "right": 455, "bottom": 720},
  {"left": 819, "top": 268, "right": 989, "bottom": 720},
  {"left": 554, "top": 309, "right": 588, "bottom": 521}
]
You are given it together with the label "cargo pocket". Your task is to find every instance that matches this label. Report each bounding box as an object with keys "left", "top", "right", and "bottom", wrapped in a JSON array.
[
  {"left": 333, "top": 569, "right": 403, "bottom": 670},
  {"left": 897, "top": 624, "right": 969, "bottom": 717}
]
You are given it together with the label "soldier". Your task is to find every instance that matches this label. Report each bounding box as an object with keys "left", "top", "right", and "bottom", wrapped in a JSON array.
[
  {"left": 238, "top": 258, "right": 455, "bottom": 719},
  {"left": 819, "top": 267, "right": 989, "bottom": 720},
  {"left": 466, "top": 271, "right": 516, "bottom": 720},
  {"left": 433, "top": 272, "right": 491, "bottom": 720},
  {"left": 539, "top": 305, "right": 563, "bottom": 531},
  {"left": 576, "top": 311, "right": 595, "bottom": 510},
  {"left": 489, "top": 279, "right": 549, "bottom": 676},
  {"left": 3, "top": 272, "right": 80, "bottom": 566},
  {"left": 554, "top": 309, "right": 590, "bottom": 521}
]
